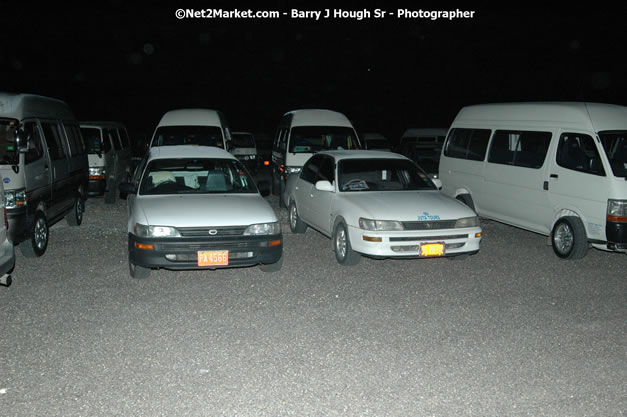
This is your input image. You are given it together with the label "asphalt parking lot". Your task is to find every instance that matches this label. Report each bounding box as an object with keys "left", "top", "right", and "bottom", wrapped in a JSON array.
[{"left": 1, "top": 194, "right": 625, "bottom": 416}]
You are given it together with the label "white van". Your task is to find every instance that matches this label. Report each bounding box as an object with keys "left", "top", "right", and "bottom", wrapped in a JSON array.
[
  {"left": 439, "top": 102, "right": 627, "bottom": 259},
  {"left": 271, "top": 109, "right": 361, "bottom": 195},
  {"left": 0, "top": 175, "right": 15, "bottom": 287},
  {"left": 81, "top": 121, "right": 133, "bottom": 203},
  {"left": 149, "top": 109, "right": 233, "bottom": 152},
  {"left": 0, "top": 93, "right": 88, "bottom": 257},
  {"left": 231, "top": 132, "right": 258, "bottom": 173}
]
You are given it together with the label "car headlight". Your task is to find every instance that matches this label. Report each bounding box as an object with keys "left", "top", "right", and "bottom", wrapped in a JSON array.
[
  {"left": 285, "top": 166, "right": 301, "bottom": 175},
  {"left": 243, "top": 222, "right": 281, "bottom": 235},
  {"left": 134, "top": 224, "right": 181, "bottom": 237},
  {"left": 5, "top": 188, "right": 26, "bottom": 209},
  {"left": 359, "top": 218, "right": 404, "bottom": 231},
  {"left": 607, "top": 199, "right": 627, "bottom": 222},
  {"left": 455, "top": 216, "right": 480, "bottom": 228}
]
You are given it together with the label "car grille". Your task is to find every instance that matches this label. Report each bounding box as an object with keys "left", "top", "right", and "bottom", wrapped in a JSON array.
[
  {"left": 402, "top": 220, "right": 457, "bottom": 230},
  {"left": 389, "top": 234, "right": 469, "bottom": 242},
  {"left": 177, "top": 226, "right": 247, "bottom": 237}
]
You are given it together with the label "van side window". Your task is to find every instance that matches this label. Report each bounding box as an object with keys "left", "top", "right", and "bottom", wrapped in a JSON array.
[
  {"left": 41, "top": 122, "right": 66, "bottom": 160},
  {"left": 102, "top": 130, "right": 112, "bottom": 153},
  {"left": 488, "top": 130, "right": 551, "bottom": 169},
  {"left": 63, "top": 123, "right": 85, "bottom": 157},
  {"left": 556, "top": 133, "right": 605, "bottom": 176},
  {"left": 23, "top": 121, "right": 44, "bottom": 164},
  {"left": 444, "top": 128, "right": 490, "bottom": 161},
  {"left": 110, "top": 129, "right": 122, "bottom": 151},
  {"left": 119, "top": 128, "right": 130, "bottom": 149}
]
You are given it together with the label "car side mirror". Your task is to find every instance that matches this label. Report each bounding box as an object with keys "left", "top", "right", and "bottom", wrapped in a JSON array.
[
  {"left": 119, "top": 182, "right": 137, "bottom": 195},
  {"left": 431, "top": 178, "right": 443, "bottom": 190},
  {"left": 315, "top": 180, "right": 335, "bottom": 192}
]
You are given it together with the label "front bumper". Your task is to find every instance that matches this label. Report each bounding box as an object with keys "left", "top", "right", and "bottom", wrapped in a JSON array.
[
  {"left": 128, "top": 233, "right": 283, "bottom": 270},
  {"left": 347, "top": 224, "right": 482, "bottom": 258},
  {"left": 605, "top": 221, "right": 627, "bottom": 251}
]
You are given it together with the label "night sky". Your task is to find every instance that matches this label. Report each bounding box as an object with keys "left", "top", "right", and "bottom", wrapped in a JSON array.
[{"left": 3, "top": 2, "right": 626, "bottom": 146}]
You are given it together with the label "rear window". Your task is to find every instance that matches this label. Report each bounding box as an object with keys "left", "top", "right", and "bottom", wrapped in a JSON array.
[
  {"left": 289, "top": 126, "right": 359, "bottom": 153},
  {"left": 152, "top": 126, "right": 224, "bottom": 148}
]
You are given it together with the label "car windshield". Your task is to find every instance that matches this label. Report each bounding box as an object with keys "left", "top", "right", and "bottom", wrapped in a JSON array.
[
  {"left": 232, "top": 133, "right": 255, "bottom": 148},
  {"left": 598, "top": 131, "right": 627, "bottom": 177},
  {"left": 139, "top": 158, "right": 258, "bottom": 195},
  {"left": 338, "top": 158, "right": 437, "bottom": 192},
  {"left": 152, "top": 126, "right": 224, "bottom": 148},
  {"left": 81, "top": 128, "right": 102, "bottom": 154},
  {"left": 0, "top": 118, "right": 19, "bottom": 165},
  {"left": 289, "top": 126, "right": 359, "bottom": 153}
]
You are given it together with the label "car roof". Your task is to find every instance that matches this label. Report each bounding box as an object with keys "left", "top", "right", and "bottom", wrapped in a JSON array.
[
  {"left": 318, "top": 150, "right": 409, "bottom": 161},
  {"left": 146, "top": 145, "right": 236, "bottom": 161},
  {"left": 157, "top": 109, "right": 222, "bottom": 127}
]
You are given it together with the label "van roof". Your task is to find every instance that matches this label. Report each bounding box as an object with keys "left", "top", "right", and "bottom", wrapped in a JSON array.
[
  {"left": 455, "top": 102, "right": 627, "bottom": 132},
  {"left": 285, "top": 109, "right": 354, "bottom": 127},
  {"left": 157, "top": 109, "right": 222, "bottom": 127},
  {"left": 80, "top": 121, "right": 126, "bottom": 129},
  {"left": 401, "top": 128, "right": 448, "bottom": 138},
  {"left": 147, "top": 144, "right": 236, "bottom": 161},
  {"left": 0, "top": 92, "right": 75, "bottom": 121}
]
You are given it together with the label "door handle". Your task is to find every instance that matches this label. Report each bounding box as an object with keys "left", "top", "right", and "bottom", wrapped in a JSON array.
[
  {"left": 550, "top": 174, "right": 558, "bottom": 179},
  {"left": 543, "top": 181, "right": 549, "bottom": 191}
]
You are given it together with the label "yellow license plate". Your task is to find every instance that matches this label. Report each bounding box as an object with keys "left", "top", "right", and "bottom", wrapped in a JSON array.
[
  {"left": 197, "top": 250, "right": 229, "bottom": 266},
  {"left": 420, "top": 243, "right": 444, "bottom": 257}
]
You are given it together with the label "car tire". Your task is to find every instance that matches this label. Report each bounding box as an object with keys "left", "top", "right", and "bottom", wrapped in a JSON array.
[
  {"left": 259, "top": 253, "right": 283, "bottom": 273},
  {"left": 129, "top": 258, "right": 151, "bottom": 279},
  {"left": 551, "top": 216, "right": 588, "bottom": 259},
  {"left": 19, "top": 211, "right": 48, "bottom": 258},
  {"left": 289, "top": 201, "right": 307, "bottom": 233},
  {"left": 66, "top": 196, "right": 85, "bottom": 226},
  {"left": 104, "top": 178, "right": 117, "bottom": 204},
  {"left": 456, "top": 194, "right": 475, "bottom": 211},
  {"left": 333, "top": 222, "right": 361, "bottom": 265}
]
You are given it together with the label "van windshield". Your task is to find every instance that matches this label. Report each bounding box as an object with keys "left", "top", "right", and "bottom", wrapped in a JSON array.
[
  {"left": 289, "top": 126, "right": 360, "bottom": 153},
  {"left": 152, "top": 126, "right": 224, "bottom": 148},
  {"left": 0, "top": 119, "right": 19, "bottom": 165},
  {"left": 599, "top": 131, "right": 627, "bottom": 177},
  {"left": 232, "top": 133, "right": 255, "bottom": 148}
]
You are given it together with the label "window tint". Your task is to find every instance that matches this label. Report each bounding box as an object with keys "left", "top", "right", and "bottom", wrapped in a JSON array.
[
  {"left": 288, "top": 126, "right": 359, "bottom": 153},
  {"left": 488, "top": 130, "right": 551, "bottom": 169},
  {"left": 338, "top": 158, "right": 436, "bottom": 192},
  {"left": 556, "top": 133, "right": 605, "bottom": 176},
  {"left": 444, "top": 128, "right": 490, "bottom": 161},
  {"left": 41, "top": 122, "right": 66, "bottom": 160},
  {"left": 82, "top": 127, "right": 102, "bottom": 154},
  {"left": 153, "top": 126, "right": 224, "bottom": 148},
  {"left": 24, "top": 121, "right": 44, "bottom": 164},
  {"left": 598, "top": 131, "right": 627, "bottom": 177},
  {"left": 300, "top": 155, "right": 324, "bottom": 184},
  {"left": 320, "top": 157, "right": 334, "bottom": 184}
]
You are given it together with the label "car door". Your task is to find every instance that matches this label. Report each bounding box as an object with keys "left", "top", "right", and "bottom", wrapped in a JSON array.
[
  {"left": 40, "top": 120, "right": 70, "bottom": 219},
  {"left": 23, "top": 120, "right": 51, "bottom": 206},
  {"left": 293, "top": 154, "right": 324, "bottom": 223},
  {"left": 306, "top": 155, "right": 336, "bottom": 235}
]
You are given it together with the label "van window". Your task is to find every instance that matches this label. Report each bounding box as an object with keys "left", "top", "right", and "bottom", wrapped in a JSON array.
[
  {"left": 443, "top": 128, "right": 490, "bottom": 161},
  {"left": 64, "top": 123, "right": 85, "bottom": 156},
  {"left": 598, "top": 131, "right": 627, "bottom": 178},
  {"left": 82, "top": 128, "right": 102, "bottom": 154},
  {"left": 556, "top": 133, "right": 605, "bottom": 176},
  {"left": 24, "top": 121, "right": 44, "bottom": 164},
  {"left": 152, "top": 126, "right": 224, "bottom": 148},
  {"left": 289, "top": 126, "right": 359, "bottom": 153},
  {"left": 102, "top": 129, "right": 112, "bottom": 153},
  {"left": 119, "top": 128, "right": 130, "bottom": 149},
  {"left": 488, "top": 130, "right": 551, "bottom": 169},
  {"left": 109, "top": 129, "right": 122, "bottom": 151},
  {"left": 41, "top": 122, "right": 66, "bottom": 160},
  {"left": 0, "top": 118, "right": 19, "bottom": 165}
]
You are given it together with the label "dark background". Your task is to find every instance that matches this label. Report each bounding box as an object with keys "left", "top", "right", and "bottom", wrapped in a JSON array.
[{"left": 2, "top": 2, "right": 626, "bottom": 148}]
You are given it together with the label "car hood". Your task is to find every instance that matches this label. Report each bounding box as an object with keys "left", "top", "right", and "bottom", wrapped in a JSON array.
[
  {"left": 136, "top": 194, "right": 278, "bottom": 227},
  {"left": 341, "top": 191, "right": 475, "bottom": 222}
]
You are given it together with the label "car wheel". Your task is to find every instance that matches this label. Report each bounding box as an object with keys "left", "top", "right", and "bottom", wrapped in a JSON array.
[
  {"left": 19, "top": 211, "right": 48, "bottom": 258},
  {"left": 104, "top": 178, "right": 117, "bottom": 204},
  {"left": 259, "top": 253, "right": 283, "bottom": 273},
  {"left": 551, "top": 216, "right": 588, "bottom": 259},
  {"left": 66, "top": 196, "right": 85, "bottom": 226},
  {"left": 129, "top": 258, "right": 150, "bottom": 279},
  {"left": 333, "top": 222, "right": 360, "bottom": 265},
  {"left": 289, "top": 201, "right": 307, "bottom": 233},
  {"left": 456, "top": 194, "right": 475, "bottom": 211}
]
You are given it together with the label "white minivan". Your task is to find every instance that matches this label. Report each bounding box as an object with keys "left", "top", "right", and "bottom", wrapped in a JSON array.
[
  {"left": 149, "top": 109, "right": 233, "bottom": 152},
  {"left": 439, "top": 102, "right": 627, "bottom": 259},
  {"left": 271, "top": 109, "right": 361, "bottom": 195}
]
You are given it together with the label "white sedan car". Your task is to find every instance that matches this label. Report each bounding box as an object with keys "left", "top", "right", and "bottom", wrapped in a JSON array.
[
  {"left": 121, "top": 145, "right": 283, "bottom": 278},
  {"left": 283, "top": 150, "right": 482, "bottom": 265}
]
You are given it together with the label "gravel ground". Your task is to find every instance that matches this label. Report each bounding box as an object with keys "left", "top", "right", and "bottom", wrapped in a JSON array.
[{"left": 0, "top": 193, "right": 625, "bottom": 416}]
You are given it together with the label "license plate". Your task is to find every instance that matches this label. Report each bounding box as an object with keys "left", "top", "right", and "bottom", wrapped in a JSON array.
[
  {"left": 197, "top": 250, "right": 229, "bottom": 266},
  {"left": 420, "top": 243, "right": 445, "bottom": 257}
]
